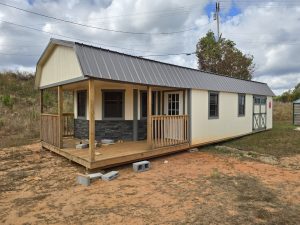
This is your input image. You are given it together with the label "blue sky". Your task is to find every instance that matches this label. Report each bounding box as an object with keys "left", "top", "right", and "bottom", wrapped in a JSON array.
[{"left": 204, "top": 1, "right": 241, "bottom": 19}]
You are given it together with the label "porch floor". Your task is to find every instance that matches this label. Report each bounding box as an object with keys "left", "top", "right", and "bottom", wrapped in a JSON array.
[{"left": 41, "top": 137, "right": 190, "bottom": 169}]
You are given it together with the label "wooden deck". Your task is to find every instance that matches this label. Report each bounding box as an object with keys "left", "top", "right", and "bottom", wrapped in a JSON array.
[{"left": 41, "top": 138, "right": 190, "bottom": 169}]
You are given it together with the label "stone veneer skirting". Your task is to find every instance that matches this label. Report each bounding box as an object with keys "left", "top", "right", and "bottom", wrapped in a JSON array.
[{"left": 74, "top": 119, "right": 147, "bottom": 141}]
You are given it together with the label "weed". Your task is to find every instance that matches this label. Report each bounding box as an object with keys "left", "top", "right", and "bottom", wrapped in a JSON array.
[
  {"left": 210, "top": 168, "right": 221, "bottom": 179},
  {"left": 1, "top": 94, "right": 14, "bottom": 108}
]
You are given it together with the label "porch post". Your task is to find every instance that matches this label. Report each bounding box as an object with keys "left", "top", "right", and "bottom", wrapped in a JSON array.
[
  {"left": 147, "top": 86, "right": 152, "bottom": 145},
  {"left": 88, "top": 79, "right": 95, "bottom": 162},
  {"left": 58, "top": 86, "right": 63, "bottom": 148},
  {"left": 40, "top": 89, "right": 43, "bottom": 141}
]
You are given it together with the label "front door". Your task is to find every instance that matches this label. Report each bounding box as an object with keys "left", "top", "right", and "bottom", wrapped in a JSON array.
[
  {"left": 164, "top": 91, "right": 183, "bottom": 115},
  {"left": 253, "top": 96, "right": 267, "bottom": 131}
]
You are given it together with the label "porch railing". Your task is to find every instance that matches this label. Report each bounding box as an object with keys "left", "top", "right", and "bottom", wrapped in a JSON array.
[
  {"left": 63, "top": 113, "right": 74, "bottom": 137},
  {"left": 41, "top": 113, "right": 74, "bottom": 147},
  {"left": 151, "top": 115, "right": 189, "bottom": 148},
  {"left": 41, "top": 114, "right": 60, "bottom": 147}
]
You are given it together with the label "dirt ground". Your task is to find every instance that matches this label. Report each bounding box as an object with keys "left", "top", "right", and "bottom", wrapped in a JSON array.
[{"left": 0, "top": 143, "right": 299, "bottom": 225}]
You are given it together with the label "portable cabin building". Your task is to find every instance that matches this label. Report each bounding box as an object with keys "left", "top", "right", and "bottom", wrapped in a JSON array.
[
  {"left": 293, "top": 99, "right": 300, "bottom": 126},
  {"left": 35, "top": 38, "right": 275, "bottom": 169}
]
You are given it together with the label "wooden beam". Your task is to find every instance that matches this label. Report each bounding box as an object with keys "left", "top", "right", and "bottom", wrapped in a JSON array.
[
  {"left": 58, "top": 86, "right": 63, "bottom": 148},
  {"left": 40, "top": 89, "right": 43, "bottom": 141},
  {"left": 89, "top": 79, "right": 95, "bottom": 162},
  {"left": 147, "top": 86, "right": 152, "bottom": 145}
]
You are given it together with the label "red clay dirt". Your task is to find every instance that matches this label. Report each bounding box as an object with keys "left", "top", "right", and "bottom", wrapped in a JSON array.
[{"left": 0, "top": 143, "right": 299, "bottom": 225}]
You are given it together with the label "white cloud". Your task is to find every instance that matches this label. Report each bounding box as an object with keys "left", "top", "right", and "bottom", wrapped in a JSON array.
[{"left": 0, "top": 0, "right": 299, "bottom": 95}]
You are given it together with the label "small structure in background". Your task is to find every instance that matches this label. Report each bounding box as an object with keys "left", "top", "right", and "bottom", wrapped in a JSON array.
[
  {"left": 293, "top": 99, "right": 300, "bottom": 126},
  {"left": 133, "top": 161, "right": 150, "bottom": 172}
]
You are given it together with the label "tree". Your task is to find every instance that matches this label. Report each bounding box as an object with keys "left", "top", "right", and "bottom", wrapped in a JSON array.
[
  {"left": 275, "top": 83, "right": 300, "bottom": 102},
  {"left": 196, "top": 31, "right": 255, "bottom": 80}
]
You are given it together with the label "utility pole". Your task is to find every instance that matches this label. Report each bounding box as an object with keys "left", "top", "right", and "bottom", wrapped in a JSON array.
[{"left": 214, "top": 1, "right": 220, "bottom": 41}]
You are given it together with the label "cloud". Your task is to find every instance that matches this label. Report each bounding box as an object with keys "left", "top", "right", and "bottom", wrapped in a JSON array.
[{"left": 0, "top": 0, "right": 299, "bottom": 95}]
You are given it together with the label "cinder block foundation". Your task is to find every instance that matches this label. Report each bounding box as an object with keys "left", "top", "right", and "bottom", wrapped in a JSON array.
[
  {"left": 101, "top": 171, "right": 119, "bottom": 181},
  {"left": 76, "top": 174, "right": 90, "bottom": 186},
  {"left": 133, "top": 161, "right": 150, "bottom": 172}
]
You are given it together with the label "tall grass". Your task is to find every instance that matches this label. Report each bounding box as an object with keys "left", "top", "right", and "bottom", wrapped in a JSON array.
[
  {"left": 0, "top": 71, "right": 74, "bottom": 148},
  {"left": 273, "top": 101, "right": 292, "bottom": 121},
  {"left": 0, "top": 71, "right": 39, "bottom": 148}
]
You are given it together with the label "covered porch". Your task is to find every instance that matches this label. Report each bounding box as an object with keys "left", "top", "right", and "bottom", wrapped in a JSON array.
[{"left": 40, "top": 78, "right": 191, "bottom": 169}]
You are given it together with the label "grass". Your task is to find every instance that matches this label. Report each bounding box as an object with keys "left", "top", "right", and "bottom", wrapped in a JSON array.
[
  {"left": 0, "top": 71, "right": 73, "bottom": 148},
  {"left": 0, "top": 71, "right": 40, "bottom": 148},
  {"left": 273, "top": 101, "right": 292, "bottom": 121},
  {"left": 223, "top": 121, "right": 300, "bottom": 157}
]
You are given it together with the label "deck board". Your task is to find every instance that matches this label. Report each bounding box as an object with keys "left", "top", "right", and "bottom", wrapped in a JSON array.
[{"left": 42, "top": 137, "right": 190, "bottom": 169}]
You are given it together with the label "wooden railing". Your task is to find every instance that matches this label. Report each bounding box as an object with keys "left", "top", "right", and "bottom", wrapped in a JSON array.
[
  {"left": 63, "top": 113, "right": 74, "bottom": 137},
  {"left": 41, "top": 113, "right": 74, "bottom": 147},
  {"left": 41, "top": 114, "right": 60, "bottom": 147},
  {"left": 151, "top": 115, "right": 189, "bottom": 148}
]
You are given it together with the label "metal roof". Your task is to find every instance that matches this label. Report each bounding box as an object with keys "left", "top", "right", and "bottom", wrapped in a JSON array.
[
  {"left": 38, "top": 38, "right": 275, "bottom": 96},
  {"left": 294, "top": 99, "right": 300, "bottom": 104}
]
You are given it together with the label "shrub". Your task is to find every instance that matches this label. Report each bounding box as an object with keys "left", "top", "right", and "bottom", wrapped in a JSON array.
[{"left": 1, "top": 95, "right": 14, "bottom": 108}]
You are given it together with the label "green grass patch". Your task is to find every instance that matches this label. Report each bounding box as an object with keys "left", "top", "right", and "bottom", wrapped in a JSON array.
[{"left": 224, "top": 121, "right": 300, "bottom": 157}]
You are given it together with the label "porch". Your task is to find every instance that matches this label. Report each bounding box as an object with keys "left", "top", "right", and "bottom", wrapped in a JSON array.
[
  {"left": 42, "top": 138, "right": 189, "bottom": 169},
  {"left": 40, "top": 79, "right": 191, "bottom": 169}
]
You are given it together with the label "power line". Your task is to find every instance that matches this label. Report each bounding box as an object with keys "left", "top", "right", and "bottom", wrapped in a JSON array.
[
  {"left": 0, "top": 19, "right": 175, "bottom": 54},
  {"left": 0, "top": 2, "right": 195, "bottom": 35},
  {"left": 0, "top": 20, "right": 201, "bottom": 58},
  {"left": 0, "top": 52, "right": 39, "bottom": 56}
]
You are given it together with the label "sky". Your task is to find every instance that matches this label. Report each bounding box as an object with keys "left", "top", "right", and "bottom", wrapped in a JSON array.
[{"left": 0, "top": 0, "right": 299, "bottom": 95}]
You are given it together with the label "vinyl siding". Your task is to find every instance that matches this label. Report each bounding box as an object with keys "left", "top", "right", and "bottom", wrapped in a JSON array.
[
  {"left": 40, "top": 46, "right": 82, "bottom": 87},
  {"left": 190, "top": 90, "right": 253, "bottom": 145}
]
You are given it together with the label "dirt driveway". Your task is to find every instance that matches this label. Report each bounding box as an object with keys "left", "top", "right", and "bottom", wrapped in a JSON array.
[{"left": 0, "top": 143, "right": 299, "bottom": 225}]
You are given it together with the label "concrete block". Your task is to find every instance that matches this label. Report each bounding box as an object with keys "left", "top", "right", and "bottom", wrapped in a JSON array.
[
  {"left": 76, "top": 143, "right": 89, "bottom": 149},
  {"left": 101, "top": 139, "right": 114, "bottom": 144},
  {"left": 188, "top": 148, "right": 199, "bottom": 153},
  {"left": 101, "top": 171, "right": 119, "bottom": 181},
  {"left": 88, "top": 172, "right": 103, "bottom": 180},
  {"left": 77, "top": 174, "right": 90, "bottom": 186},
  {"left": 133, "top": 161, "right": 150, "bottom": 172}
]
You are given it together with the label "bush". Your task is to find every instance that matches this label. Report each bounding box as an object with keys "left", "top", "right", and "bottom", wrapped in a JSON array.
[{"left": 1, "top": 95, "right": 14, "bottom": 108}]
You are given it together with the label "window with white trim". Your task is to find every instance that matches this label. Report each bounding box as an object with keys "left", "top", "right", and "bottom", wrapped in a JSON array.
[{"left": 168, "top": 93, "right": 179, "bottom": 115}]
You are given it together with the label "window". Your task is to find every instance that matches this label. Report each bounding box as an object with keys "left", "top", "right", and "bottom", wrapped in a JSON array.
[
  {"left": 168, "top": 93, "right": 179, "bottom": 115},
  {"left": 140, "top": 91, "right": 147, "bottom": 119},
  {"left": 77, "top": 90, "right": 87, "bottom": 118},
  {"left": 103, "top": 91, "right": 124, "bottom": 119},
  {"left": 238, "top": 94, "right": 246, "bottom": 116},
  {"left": 209, "top": 92, "right": 219, "bottom": 118},
  {"left": 254, "top": 96, "right": 266, "bottom": 105}
]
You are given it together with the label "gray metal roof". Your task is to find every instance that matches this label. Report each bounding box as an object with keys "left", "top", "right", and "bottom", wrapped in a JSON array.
[
  {"left": 42, "top": 39, "right": 275, "bottom": 96},
  {"left": 294, "top": 99, "right": 300, "bottom": 104},
  {"left": 74, "top": 42, "right": 274, "bottom": 96}
]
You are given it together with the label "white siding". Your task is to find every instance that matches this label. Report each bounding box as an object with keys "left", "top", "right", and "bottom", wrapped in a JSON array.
[
  {"left": 191, "top": 90, "right": 253, "bottom": 145},
  {"left": 40, "top": 46, "right": 82, "bottom": 87}
]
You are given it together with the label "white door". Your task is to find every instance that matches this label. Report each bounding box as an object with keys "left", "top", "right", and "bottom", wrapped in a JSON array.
[
  {"left": 253, "top": 96, "right": 267, "bottom": 130},
  {"left": 164, "top": 91, "right": 183, "bottom": 115},
  {"left": 164, "top": 91, "right": 184, "bottom": 140}
]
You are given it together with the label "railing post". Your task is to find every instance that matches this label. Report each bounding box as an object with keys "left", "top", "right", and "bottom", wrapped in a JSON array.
[
  {"left": 147, "top": 86, "right": 152, "bottom": 145},
  {"left": 89, "top": 79, "right": 95, "bottom": 162},
  {"left": 58, "top": 86, "right": 63, "bottom": 149}
]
